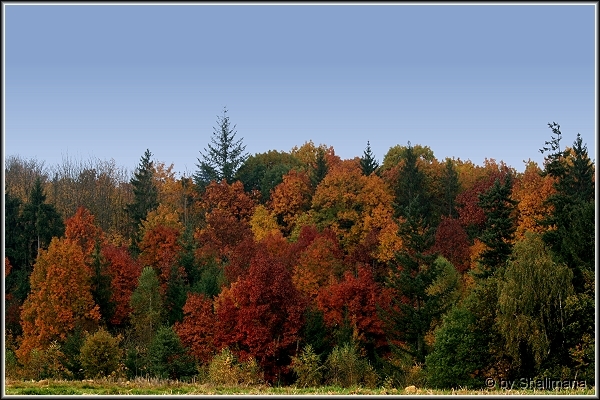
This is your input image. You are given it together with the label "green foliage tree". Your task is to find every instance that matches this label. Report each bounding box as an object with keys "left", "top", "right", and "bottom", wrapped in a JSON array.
[
  {"left": 195, "top": 107, "right": 249, "bottom": 188},
  {"left": 539, "top": 122, "right": 595, "bottom": 293},
  {"left": 425, "top": 306, "right": 488, "bottom": 389},
  {"left": 129, "top": 267, "right": 164, "bottom": 347},
  {"left": 125, "top": 149, "right": 159, "bottom": 254},
  {"left": 360, "top": 141, "right": 379, "bottom": 176},
  {"left": 147, "top": 325, "right": 196, "bottom": 380},
  {"left": 79, "top": 328, "right": 122, "bottom": 379},
  {"left": 20, "top": 177, "right": 65, "bottom": 267},
  {"left": 89, "top": 242, "right": 116, "bottom": 327},
  {"left": 324, "top": 341, "right": 378, "bottom": 388},
  {"left": 440, "top": 158, "right": 460, "bottom": 218},
  {"left": 310, "top": 147, "right": 329, "bottom": 189},
  {"left": 291, "top": 344, "right": 323, "bottom": 388},
  {"left": 476, "top": 173, "right": 517, "bottom": 278},
  {"left": 497, "top": 232, "right": 574, "bottom": 373},
  {"left": 235, "top": 150, "right": 302, "bottom": 202}
]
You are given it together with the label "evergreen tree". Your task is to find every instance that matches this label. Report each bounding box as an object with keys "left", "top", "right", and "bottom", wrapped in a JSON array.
[
  {"left": 310, "top": 147, "right": 329, "bottom": 189},
  {"left": 20, "top": 177, "right": 65, "bottom": 267},
  {"left": 476, "top": 173, "right": 517, "bottom": 278},
  {"left": 539, "top": 123, "right": 595, "bottom": 293},
  {"left": 440, "top": 158, "right": 460, "bottom": 218},
  {"left": 125, "top": 149, "right": 158, "bottom": 254},
  {"left": 383, "top": 143, "right": 438, "bottom": 363},
  {"left": 129, "top": 267, "right": 164, "bottom": 347},
  {"left": 89, "top": 242, "right": 115, "bottom": 327},
  {"left": 195, "top": 107, "right": 248, "bottom": 188},
  {"left": 359, "top": 141, "right": 379, "bottom": 176}
]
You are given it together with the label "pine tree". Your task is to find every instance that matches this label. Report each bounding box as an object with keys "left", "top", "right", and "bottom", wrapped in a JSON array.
[
  {"left": 194, "top": 107, "right": 248, "bottom": 188},
  {"left": 476, "top": 173, "right": 517, "bottom": 278},
  {"left": 125, "top": 149, "right": 158, "bottom": 254},
  {"left": 359, "top": 141, "right": 379, "bottom": 176}
]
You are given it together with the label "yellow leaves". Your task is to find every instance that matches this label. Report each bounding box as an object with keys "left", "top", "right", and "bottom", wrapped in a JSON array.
[
  {"left": 141, "top": 203, "right": 183, "bottom": 235},
  {"left": 375, "top": 220, "right": 403, "bottom": 263},
  {"left": 250, "top": 205, "right": 282, "bottom": 242}
]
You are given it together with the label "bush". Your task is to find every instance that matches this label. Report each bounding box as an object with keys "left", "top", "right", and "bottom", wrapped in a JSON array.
[
  {"left": 79, "top": 328, "right": 122, "bottom": 379},
  {"left": 291, "top": 344, "right": 322, "bottom": 387},
  {"left": 21, "top": 342, "right": 71, "bottom": 380},
  {"left": 325, "top": 342, "right": 378, "bottom": 388},
  {"left": 146, "top": 325, "right": 197, "bottom": 381},
  {"left": 208, "top": 348, "right": 264, "bottom": 386},
  {"left": 425, "top": 306, "right": 487, "bottom": 388}
]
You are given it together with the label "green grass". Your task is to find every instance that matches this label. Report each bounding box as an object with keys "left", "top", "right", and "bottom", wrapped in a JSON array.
[{"left": 4, "top": 378, "right": 596, "bottom": 395}]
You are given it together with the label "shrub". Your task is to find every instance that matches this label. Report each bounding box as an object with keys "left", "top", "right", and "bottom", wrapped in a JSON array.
[
  {"left": 208, "top": 348, "right": 264, "bottom": 386},
  {"left": 425, "top": 306, "right": 487, "bottom": 388},
  {"left": 325, "top": 342, "right": 378, "bottom": 388},
  {"left": 21, "top": 341, "right": 71, "bottom": 380},
  {"left": 79, "top": 328, "right": 122, "bottom": 379},
  {"left": 146, "top": 325, "right": 197, "bottom": 381},
  {"left": 291, "top": 344, "right": 322, "bottom": 387}
]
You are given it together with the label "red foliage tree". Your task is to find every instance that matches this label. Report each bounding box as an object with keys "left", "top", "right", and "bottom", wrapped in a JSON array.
[
  {"left": 138, "top": 224, "right": 184, "bottom": 294},
  {"left": 214, "top": 242, "right": 305, "bottom": 382},
  {"left": 317, "top": 266, "right": 390, "bottom": 351},
  {"left": 64, "top": 206, "right": 105, "bottom": 261},
  {"left": 174, "top": 293, "right": 217, "bottom": 364},
  {"left": 431, "top": 216, "right": 471, "bottom": 273},
  {"left": 101, "top": 244, "right": 142, "bottom": 326}
]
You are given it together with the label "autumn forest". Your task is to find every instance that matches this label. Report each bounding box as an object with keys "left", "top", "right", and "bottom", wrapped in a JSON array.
[{"left": 4, "top": 112, "right": 595, "bottom": 389}]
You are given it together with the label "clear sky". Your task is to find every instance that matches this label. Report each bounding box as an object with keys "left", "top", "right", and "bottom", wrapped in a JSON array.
[{"left": 4, "top": 3, "right": 596, "bottom": 177}]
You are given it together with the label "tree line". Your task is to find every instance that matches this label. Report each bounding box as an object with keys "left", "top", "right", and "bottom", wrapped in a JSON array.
[{"left": 4, "top": 110, "right": 595, "bottom": 388}]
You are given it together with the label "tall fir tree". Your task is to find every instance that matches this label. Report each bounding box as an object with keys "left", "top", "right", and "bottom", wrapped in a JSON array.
[
  {"left": 126, "top": 149, "right": 158, "bottom": 254},
  {"left": 195, "top": 107, "right": 248, "bottom": 189},
  {"left": 310, "top": 147, "right": 329, "bottom": 189},
  {"left": 383, "top": 143, "right": 439, "bottom": 364},
  {"left": 360, "top": 141, "right": 379, "bottom": 176},
  {"left": 539, "top": 123, "right": 594, "bottom": 293},
  {"left": 440, "top": 158, "right": 460, "bottom": 218},
  {"left": 476, "top": 173, "right": 517, "bottom": 278}
]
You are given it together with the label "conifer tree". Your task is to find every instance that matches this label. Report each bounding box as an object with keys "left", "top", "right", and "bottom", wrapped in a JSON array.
[
  {"left": 195, "top": 107, "right": 248, "bottom": 188},
  {"left": 476, "top": 173, "right": 517, "bottom": 278},
  {"left": 539, "top": 123, "right": 594, "bottom": 292},
  {"left": 359, "top": 141, "right": 379, "bottom": 176},
  {"left": 310, "top": 147, "right": 329, "bottom": 189},
  {"left": 125, "top": 149, "right": 158, "bottom": 254},
  {"left": 440, "top": 158, "right": 460, "bottom": 218}
]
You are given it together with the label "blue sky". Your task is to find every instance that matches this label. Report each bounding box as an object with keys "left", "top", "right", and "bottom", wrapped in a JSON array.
[{"left": 4, "top": 3, "right": 596, "bottom": 176}]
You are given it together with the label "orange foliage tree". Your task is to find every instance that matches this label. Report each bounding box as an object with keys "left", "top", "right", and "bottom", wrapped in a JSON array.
[
  {"left": 512, "top": 160, "right": 556, "bottom": 241},
  {"left": 269, "top": 169, "right": 312, "bottom": 235},
  {"left": 18, "top": 237, "right": 100, "bottom": 363},
  {"left": 195, "top": 180, "right": 255, "bottom": 261},
  {"left": 64, "top": 206, "right": 105, "bottom": 261}
]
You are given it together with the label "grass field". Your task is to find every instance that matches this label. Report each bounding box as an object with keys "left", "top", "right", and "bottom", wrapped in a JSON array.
[{"left": 3, "top": 378, "right": 597, "bottom": 396}]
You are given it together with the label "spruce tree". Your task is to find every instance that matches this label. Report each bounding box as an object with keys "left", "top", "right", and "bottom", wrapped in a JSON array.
[
  {"left": 195, "top": 107, "right": 248, "bottom": 188},
  {"left": 310, "top": 147, "right": 329, "bottom": 189},
  {"left": 125, "top": 149, "right": 158, "bottom": 254},
  {"left": 359, "top": 141, "right": 379, "bottom": 176},
  {"left": 440, "top": 158, "right": 460, "bottom": 218},
  {"left": 476, "top": 173, "right": 517, "bottom": 278},
  {"left": 539, "top": 123, "right": 595, "bottom": 293}
]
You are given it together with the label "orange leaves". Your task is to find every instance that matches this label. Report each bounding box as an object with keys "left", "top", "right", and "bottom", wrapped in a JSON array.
[
  {"left": 18, "top": 237, "right": 100, "bottom": 363},
  {"left": 269, "top": 169, "right": 312, "bottom": 234},
  {"left": 512, "top": 161, "right": 556, "bottom": 241},
  {"left": 139, "top": 224, "right": 183, "bottom": 294},
  {"left": 65, "top": 206, "right": 105, "bottom": 261}
]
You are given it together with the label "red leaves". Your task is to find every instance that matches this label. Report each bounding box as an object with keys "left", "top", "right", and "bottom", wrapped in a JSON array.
[
  {"left": 214, "top": 240, "right": 305, "bottom": 382},
  {"left": 317, "top": 266, "right": 390, "bottom": 350},
  {"left": 175, "top": 293, "right": 217, "bottom": 364},
  {"left": 431, "top": 216, "right": 471, "bottom": 273},
  {"left": 139, "top": 224, "right": 183, "bottom": 294},
  {"left": 102, "top": 244, "right": 142, "bottom": 326}
]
